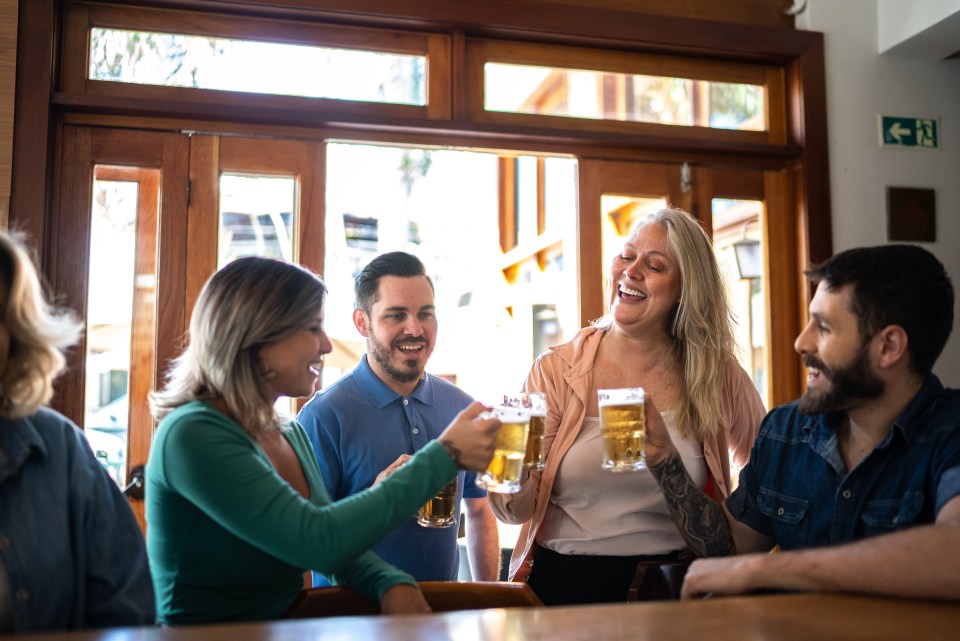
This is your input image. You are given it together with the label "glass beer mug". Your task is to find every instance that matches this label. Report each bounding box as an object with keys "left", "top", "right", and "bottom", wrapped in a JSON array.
[
  {"left": 476, "top": 398, "right": 531, "bottom": 494},
  {"left": 523, "top": 392, "right": 546, "bottom": 471},
  {"left": 597, "top": 387, "right": 646, "bottom": 471},
  {"left": 417, "top": 476, "right": 458, "bottom": 528}
]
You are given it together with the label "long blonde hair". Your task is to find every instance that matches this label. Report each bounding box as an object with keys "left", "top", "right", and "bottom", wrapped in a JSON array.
[
  {"left": 0, "top": 231, "right": 82, "bottom": 419},
  {"left": 596, "top": 207, "right": 736, "bottom": 440},
  {"left": 150, "top": 256, "right": 327, "bottom": 436}
]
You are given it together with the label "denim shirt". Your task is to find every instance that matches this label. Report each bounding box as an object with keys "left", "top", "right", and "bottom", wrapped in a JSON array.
[
  {"left": 727, "top": 375, "right": 960, "bottom": 550},
  {"left": 0, "top": 408, "right": 154, "bottom": 632}
]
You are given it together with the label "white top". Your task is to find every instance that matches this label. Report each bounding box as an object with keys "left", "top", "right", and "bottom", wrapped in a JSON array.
[{"left": 538, "top": 413, "right": 707, "bottom": 556}]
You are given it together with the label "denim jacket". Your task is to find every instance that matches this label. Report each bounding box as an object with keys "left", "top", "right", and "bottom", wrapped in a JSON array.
[
  {"left": 727, "top": 375, "right": 960, "bottom": 550},
  {"left": 0, "top": 408, "right": 154, "bottom": 632}
]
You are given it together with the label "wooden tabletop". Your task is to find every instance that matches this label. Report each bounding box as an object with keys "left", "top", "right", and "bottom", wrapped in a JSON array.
[{"left": 16, "top": 593, "right": 960, "bottom": 641}]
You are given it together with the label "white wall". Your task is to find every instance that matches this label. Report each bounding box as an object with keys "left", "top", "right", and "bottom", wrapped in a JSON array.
[{"left": 798, "top": 0, "right": 960, "bottom": 386}]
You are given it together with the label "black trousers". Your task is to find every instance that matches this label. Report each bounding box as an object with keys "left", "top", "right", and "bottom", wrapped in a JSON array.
[{"left": 526, "top": 546, "right": 683, "bottom": 606}]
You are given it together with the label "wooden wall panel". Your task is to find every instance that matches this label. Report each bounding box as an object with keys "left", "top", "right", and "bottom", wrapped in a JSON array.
[{"left": 0, "top": 0, "right": 16, "bottom": 229}]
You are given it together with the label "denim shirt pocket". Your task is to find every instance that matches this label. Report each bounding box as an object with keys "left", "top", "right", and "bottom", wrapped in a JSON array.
[
  {"left": 757, "top": 487, "right": 809, "bottom": 546},
  {"left": 860, "top": 491, "right": 924, "bottom": 536}
]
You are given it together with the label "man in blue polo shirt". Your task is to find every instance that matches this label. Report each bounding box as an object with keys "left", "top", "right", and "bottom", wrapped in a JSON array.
[
  {"left": 645, "top": 244, "right": 960, "bottom": 601},
  {"left": 299, "top": 252, "right": 500, "bottom": 587}
]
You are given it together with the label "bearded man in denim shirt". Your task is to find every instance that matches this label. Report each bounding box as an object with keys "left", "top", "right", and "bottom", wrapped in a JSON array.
[{"left": 644, "top": 244, "right": 960, "bottom": 601}]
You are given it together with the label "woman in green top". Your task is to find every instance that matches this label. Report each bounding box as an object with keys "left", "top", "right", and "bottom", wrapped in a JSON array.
[{"left": 146, "top": 256, "right": 498, "bottom": 625}]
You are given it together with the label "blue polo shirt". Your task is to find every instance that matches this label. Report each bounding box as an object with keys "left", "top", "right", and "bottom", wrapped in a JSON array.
[
  {"left": 298, "top": 355, "right": 484, "bottom": 585},
  {"left": 727, "top": 375, "right": 960, "bottom": 550}
]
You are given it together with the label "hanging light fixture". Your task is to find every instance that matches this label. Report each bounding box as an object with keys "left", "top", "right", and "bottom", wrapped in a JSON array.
[{"left": 732, "top": 221, "right": 762, "bottom": 280}]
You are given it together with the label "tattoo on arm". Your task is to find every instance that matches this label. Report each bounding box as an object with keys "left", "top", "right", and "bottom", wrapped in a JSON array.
[{"left": 649, "top": 451, "right": 735, "bottom": 557}]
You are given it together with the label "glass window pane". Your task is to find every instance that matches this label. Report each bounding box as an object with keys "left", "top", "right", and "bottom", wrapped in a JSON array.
[
  {"left": 486, "top": 63, "right": 764, "bottom": 131},
  {"left": 89, "top": 28, "right": 426, "bottom": 105},
  {"left": 85, "top": 179, "right": 138, "bottom": 487},
  {"left": 712, "top": 199, "right": 766, "bottom": 402},
  {"left": 218, "top": 175, "right": 296, "bottom": 267},
  {"left": 323, "top": 143, "right": 578, "bottom": 403}
]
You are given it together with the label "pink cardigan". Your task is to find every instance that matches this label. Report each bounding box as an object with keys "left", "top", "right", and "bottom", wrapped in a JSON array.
[{"left": 488, "top": 326, "right": 765, "bottom": 582}]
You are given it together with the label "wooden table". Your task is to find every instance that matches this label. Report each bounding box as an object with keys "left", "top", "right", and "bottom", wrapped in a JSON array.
[{"left": 16, "top": 593, "right": 960, "bottom": 641}]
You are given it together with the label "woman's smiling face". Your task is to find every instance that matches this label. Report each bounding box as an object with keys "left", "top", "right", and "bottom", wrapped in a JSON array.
[{"left": 609, "top": 222, "right": 682, "bottom": 334}]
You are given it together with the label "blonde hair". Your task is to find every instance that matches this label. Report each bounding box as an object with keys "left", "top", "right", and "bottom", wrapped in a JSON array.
[
  {"left": 150, "top": 256, "right": 327, "bottom": 436},
  {"left": 0, "top": 231, "right": 82, "bottom": 419},
  {"left": 596, "top": 207, "right": 736, "bottom": 440}
]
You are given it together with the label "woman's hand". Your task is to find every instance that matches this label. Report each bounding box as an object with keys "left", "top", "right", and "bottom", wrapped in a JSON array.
[
  {"left": 380, "top": 583, "right": 432, "bottom": 615},
  {"left": 643, "top": 394, "right": 677, "bottom": 467},
  {"left": 372, "top": 454, "right": 412, "bottom": 487},
  {"left": 438, "top": 402, "right": 500, "bottom": 471}
]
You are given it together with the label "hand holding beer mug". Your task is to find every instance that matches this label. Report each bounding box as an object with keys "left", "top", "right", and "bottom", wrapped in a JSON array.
[
  {"left": 598, "top": 387, "right": 646, "bottom": 471},
  {"left": 476, "top": 399, "right": 531, "bottom": 493},
  {"left": 523, "top": 392, "right": 547, "bottom": 471},
  {"left": 417, "top": 476, "right": 458, "bottom": 528}
]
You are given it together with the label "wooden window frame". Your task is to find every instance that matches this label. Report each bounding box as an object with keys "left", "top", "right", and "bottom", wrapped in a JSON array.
[
  {"left": 466, "top": 38, "right": 786, "bottom": 145},
  {"left": 12, "top": 0, "right": 832, "bottom": 406},
  {"left": 60, "top": 2, "right": 453, "bottom": 121}
]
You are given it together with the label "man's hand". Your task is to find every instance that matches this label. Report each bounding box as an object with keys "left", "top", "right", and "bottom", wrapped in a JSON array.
[
  {"left": 380, "top": 584, "right": 432, "bottom": 615},
  {"left": 438, "top": 402, "right": 500, "bottom": 471},
  {"left": 372, "top": 454, "right": 412, "bottom": 487},
  {"left": 681, "top": 554, "right": 766, "bottom": 599}
]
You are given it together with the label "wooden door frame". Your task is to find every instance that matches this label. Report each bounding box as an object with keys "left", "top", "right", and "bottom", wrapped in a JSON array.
[
  {"left": 578, "top": 157, "right": 801, "bottom": 405},
  {"left": 11, "top": 1, "right": 830, "bottom": 262}
]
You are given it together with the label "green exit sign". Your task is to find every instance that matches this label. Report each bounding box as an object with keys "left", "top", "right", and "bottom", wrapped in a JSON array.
[{"left": 879, "top": 115, "right": 939, "bottom": 150}]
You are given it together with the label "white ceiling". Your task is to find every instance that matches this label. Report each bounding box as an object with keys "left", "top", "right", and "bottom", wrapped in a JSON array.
[{"left": 878, "top": 0, "right": 960, "bottom": 60}]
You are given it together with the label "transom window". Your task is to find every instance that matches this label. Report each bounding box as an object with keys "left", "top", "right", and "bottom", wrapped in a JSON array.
[{"left": 89, "top": 27, "right": 427, "bottom": 105}]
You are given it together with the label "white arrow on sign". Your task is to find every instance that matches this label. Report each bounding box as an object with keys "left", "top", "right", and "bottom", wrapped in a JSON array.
[{"left": 888, "top": 122, "right": 909, "bottom": 143}]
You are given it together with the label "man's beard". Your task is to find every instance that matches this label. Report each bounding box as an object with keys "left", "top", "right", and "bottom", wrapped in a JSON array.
[
  {"left": 799, "top": 341, "right": 885, "bottom": 415},
  {"left": 368, "top": 333, "right": 427, "bottom": 385}
]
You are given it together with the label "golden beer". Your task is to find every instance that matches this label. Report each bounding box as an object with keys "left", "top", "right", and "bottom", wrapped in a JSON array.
[
  {"left": 598, "top": 388, "right": 646, "bottom": 471},
  {"left": 477, "top": 405, "right": 531, "bottom": 493},
  {"left": 417, "top": 477, "right": 458, "bottom": 528},
  {"left": 524, "top": 413, "right": 546, "bottom": 470}
]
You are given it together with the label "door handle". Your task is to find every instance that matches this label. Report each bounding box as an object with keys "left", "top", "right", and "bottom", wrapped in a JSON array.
[{"left": 122, "top": 465, "right": 145, "bottom": 500}]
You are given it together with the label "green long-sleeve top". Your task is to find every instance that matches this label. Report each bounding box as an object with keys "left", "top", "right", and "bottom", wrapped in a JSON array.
[{"left": 145, "top": 401, "right": 457, "bottom": 624}]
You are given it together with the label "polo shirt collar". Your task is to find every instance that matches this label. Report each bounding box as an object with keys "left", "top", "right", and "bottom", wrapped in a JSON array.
[{"left": 353, "top": 354, "right": 434, "bottom": 409}]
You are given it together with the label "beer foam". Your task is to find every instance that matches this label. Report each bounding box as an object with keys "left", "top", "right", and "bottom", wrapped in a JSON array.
[{"left": 597, "top": 387, "right": 645, "bottom": 407}]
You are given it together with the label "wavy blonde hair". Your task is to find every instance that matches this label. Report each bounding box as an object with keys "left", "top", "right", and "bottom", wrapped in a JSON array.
[
  {"left": 150, "top": 256, "right": 327, "bottom": 436},
  {"left": 0, "top": 231, "right": 82, "bottom": 419},
  {"left": 595, "top": 207, "right": 737, "bottom": 440}
]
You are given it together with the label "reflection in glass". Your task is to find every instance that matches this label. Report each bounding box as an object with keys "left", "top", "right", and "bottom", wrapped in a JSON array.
[
  {"left": 218, "top": 175, "right": 295, "bottom": 267},
  {"left": 90, "top": 28, "right": 426, "bottom": 106},
  {"left": 85, "top": 180, "right": 138, "bottom": 487},
  {"left": 485, "top": 62, "right": 765, "bottom": 131},
  {"left": 712, "top": 199, "right": 766, "bottom": 403}
]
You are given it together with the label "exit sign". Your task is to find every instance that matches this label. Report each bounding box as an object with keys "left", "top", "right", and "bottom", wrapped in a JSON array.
[{"left": 879, "top": 115, "right": 939, "bottom": 150}]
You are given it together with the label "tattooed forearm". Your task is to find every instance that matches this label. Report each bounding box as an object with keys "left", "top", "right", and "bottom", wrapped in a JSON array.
[{"left": 649, "top": 451, "right": 735, "bottom": 557}]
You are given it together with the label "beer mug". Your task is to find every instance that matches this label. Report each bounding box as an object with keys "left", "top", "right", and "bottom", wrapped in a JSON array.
[
  {"left": 598, "top": 387, "right": 646, "bottom": 471},
  {"left": 523, "top": 392, "right": 546, "bottom": 471},
  {"left": 417, "top": 476, "right": 458, "bottom": 528},
  {"left": 476, "top": 401, "right": 531, "bottom": 494}
]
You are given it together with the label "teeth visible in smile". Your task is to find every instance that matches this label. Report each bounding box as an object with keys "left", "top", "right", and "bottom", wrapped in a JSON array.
[
  {"left": 398, "top": 345, "right": 422, "bottom": 352},
  {"left": 619, "top": 284, "right": 647, "bottom": 299},
  {"left": 808, "top": 367, "right": 821, "bottom": 376}
]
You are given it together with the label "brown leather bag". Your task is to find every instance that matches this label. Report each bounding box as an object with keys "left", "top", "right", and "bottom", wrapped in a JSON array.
[{"left": 626, "top": 550, "right": 697, "bottom": 601}]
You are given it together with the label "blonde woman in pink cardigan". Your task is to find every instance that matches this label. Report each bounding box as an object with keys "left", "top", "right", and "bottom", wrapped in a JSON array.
[{"left": 489, "top": 207, "right": 765, "bottom": 605}]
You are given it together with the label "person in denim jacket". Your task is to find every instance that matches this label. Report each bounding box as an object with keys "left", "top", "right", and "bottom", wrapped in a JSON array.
[
  {"left": 645, "top": 244, "right": 960, "bottom": 601},
  {"left": 0, "top": 231, "right": 155, "bottom": 632}
]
